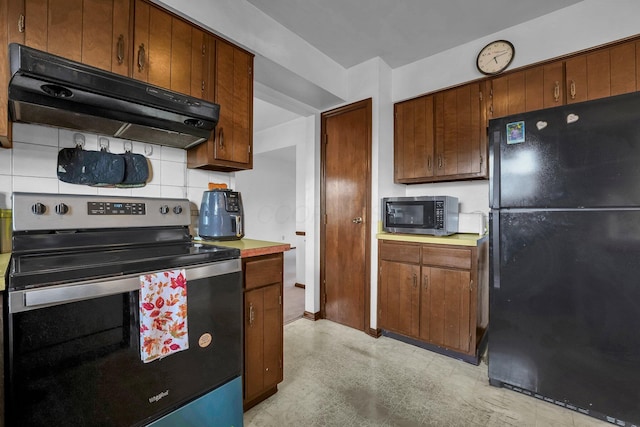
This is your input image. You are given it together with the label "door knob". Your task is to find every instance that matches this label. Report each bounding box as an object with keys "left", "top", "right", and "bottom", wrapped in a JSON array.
[{"left": 352, "top": 217, "right": 363, "bottom": 224}]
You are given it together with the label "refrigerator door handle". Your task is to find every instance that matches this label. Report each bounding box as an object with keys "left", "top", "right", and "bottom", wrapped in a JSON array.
[
  {"left": 489, "top": 128, "right": 501, "bottom": 209},
  {"left": 490, "top": 210, "right": 500, "bottom": 289}
]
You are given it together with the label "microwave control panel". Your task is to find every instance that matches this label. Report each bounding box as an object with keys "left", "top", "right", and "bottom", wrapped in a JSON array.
[{"left": 435, "top": 201, "right": 445, "bottom": 229}]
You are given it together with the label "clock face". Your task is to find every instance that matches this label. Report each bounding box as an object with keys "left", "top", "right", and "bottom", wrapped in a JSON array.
[{"left": 476, "top": 40, "right": 515, "bottom": 75}]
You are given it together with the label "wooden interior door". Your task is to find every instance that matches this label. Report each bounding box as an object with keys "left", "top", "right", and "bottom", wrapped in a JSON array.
[{"left": 321, "top": 99, "right": 372, "bottom": 332}]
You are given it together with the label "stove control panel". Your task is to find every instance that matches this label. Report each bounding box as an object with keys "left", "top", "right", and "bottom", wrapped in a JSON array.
[
  {"left": 88, "top": 202, "right": 146, "bottom": 215},
  {"left": 13, "top": 193, "right": 192, "bottom": 231}
]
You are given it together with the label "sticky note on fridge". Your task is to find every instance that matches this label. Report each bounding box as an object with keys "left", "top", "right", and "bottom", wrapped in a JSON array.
[{"left": 506, "top": 121, "right": 525, "bottom": 144}]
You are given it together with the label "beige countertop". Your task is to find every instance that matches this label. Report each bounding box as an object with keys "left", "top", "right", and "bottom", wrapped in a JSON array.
[
  {"left": 196, "top": 238, "right": 290, "bottom": 258},
  {"left": 0, "top": 252, "right": 10, "bottom": 291},
  {"left": 376, "top": 232, "right": 487, "bottom": 247}
]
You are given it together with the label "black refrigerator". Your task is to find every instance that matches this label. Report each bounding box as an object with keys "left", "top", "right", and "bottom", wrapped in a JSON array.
[{"left": 488, "top": 91, "right": 640, "bottom": 426}]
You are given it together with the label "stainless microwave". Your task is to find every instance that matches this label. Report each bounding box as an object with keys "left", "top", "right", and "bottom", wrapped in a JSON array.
[{"left": 382, "top": 196, "right": 459, "bottom": 236}]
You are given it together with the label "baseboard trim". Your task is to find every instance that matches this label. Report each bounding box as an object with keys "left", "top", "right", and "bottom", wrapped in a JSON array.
[
  {"left": 368, "top": 328, "right": 382, "bottom": 338},
  {"left": 294, "top": 283, "right": 306, "bottom": 289},
  {"left": 303, "top": 311, "right": 321, "bottom": 321}
]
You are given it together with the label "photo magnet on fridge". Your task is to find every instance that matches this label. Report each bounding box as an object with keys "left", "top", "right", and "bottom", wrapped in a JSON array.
[{"left": 506, "top": 121, "right": 525, "bottom": 144}]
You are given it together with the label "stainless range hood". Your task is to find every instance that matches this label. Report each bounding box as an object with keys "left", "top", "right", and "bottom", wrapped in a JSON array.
[{"left": 8, "top": 43, "right": 220, "bottom": 149}]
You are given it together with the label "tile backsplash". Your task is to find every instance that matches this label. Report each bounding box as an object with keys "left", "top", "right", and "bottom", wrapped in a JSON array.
[{"left": 0, "top": 123, "right": 233, "bottom": 210}]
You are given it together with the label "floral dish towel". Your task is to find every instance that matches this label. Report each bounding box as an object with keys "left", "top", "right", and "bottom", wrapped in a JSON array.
[{"left": 140, "top": 269, "right": 189, "bottom": 363}]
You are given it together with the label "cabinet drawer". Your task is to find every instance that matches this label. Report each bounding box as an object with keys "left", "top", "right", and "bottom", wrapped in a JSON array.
[
  {"left": 379, "top": 241, "right": 421, "bottom": 263},
  {"left": 422, "top": 246, "right": 471, "bottom": 270},
  {"left": 244, "top": 253, "right": 283, "bottom": 290}
]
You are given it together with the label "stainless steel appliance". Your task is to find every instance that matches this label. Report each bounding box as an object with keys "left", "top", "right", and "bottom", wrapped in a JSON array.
[
  {"left": 198, "top": 189, "right": 244, "bottom": 241},
  {"left": 489, "top": 92, "right": 640, "bottom": 426},
  {"left": 4, "top": 193, "right": 243, "bottom": 427},
  {"left": 382, "top": 195, "right": 458, "bottom": 236},
  {"left": 8, "top": 43, "right": 220, "bottom": 149}
]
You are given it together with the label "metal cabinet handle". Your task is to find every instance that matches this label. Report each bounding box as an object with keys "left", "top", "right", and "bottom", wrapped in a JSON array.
[
  {"left": 138, "top": 43, "right": 146, "bottom": 72},
  {"left": 352, "top": 217, "right": 363, "bottom": 224},
  {"left": 412, "top": 273, "right": 417, "bottom": 288},
  {"left": 18, "top": 14, "right": 25, "bottom": 33},
  {"left": 249, "top": 302, "right": 255, "bottom": 326},
  {"left": 117, "top": 34, "right": 125, "bottom": 64},
  {"left": 424, "top": 275, "right": 428, "bottom": 290},
  {"left": 570, "top": 80, "right": 576, "bottom": 99},
  {"left": 553, "top": 81, "right": 560, "bottom": 102},
  {"left": 218, "top": 128, "right": 224, "bottom": 148},
  {"left": 438, "top": 155, "right": 443, "bottom": 169},
  {"left": 427, "top": 155, "right": 432, "bottom": 171}
]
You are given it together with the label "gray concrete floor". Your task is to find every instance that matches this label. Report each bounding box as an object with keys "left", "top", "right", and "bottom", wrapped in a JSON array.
[
  {"left": 244, "top": 319, "right": 609, "bottom": 426},
  {"left": 283, "top": 248, "right": 304, "bottom": 324}
]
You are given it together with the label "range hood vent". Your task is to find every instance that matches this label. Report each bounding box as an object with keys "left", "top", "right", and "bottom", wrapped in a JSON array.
[{"left": 8, "top": 43, "right": 220, "bottom": 149}]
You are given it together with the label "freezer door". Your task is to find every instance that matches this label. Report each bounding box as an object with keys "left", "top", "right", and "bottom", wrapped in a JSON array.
[
  {"left": 489, "top": 209, "right": 640, "bottom": 424},
  {"left": 490, "top": 92, "right": 640, "bottom": 209}
]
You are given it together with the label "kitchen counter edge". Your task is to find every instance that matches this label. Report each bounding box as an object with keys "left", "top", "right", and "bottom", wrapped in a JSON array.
[
  {"left": 376, "top": 232, "right": 487, "bottom": 247},
  {"left": 197, "top": 238, "right": 290, "bottom": 258}
]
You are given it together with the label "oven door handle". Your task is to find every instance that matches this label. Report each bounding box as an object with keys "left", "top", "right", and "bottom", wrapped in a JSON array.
[{"left": 9, "top": 259, "right": 241, "bottom": 313}]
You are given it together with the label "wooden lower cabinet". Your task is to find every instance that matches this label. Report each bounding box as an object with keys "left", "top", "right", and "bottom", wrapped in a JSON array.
[
  {"left": 378, "top": 238, "right": 488, "bottom": 363},
  {"left": 242, "top": 253, "right": 283, "bottom": 410}
]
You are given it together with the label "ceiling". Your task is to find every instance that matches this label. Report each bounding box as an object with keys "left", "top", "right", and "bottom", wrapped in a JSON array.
[
  {"left": 251, "top": 0, "right": 583, "bottom": 133},
  {"left": 246, "top": 0, "right": 582, "bottom": 69}
]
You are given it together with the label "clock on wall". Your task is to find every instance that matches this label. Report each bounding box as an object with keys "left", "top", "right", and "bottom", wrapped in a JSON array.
[{"left": 476, "top": 40, "right": 515, "bottom": 75}]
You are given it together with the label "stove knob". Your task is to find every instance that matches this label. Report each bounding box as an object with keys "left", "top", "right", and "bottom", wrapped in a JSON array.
[
  {"left": 55, "top": 203, "right": 69, "bottom": 215},
  {"left": 173, "top": 205, "right": 183, "bottom": 214},
  {"left": 159, "top": 205, "right": 170, "bottom": 215},
  {"left": 31, "top": 202, "right": 47, "bottom": 215}
]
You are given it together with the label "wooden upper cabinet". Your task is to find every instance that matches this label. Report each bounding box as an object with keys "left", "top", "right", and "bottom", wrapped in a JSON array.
[
  {"left": 490, "top": 61, "right": 564, "bottom": 119},
  {"left": 21, "top": 0, "right": 131, "bottom": 76},
  {"left": 434, "top": 81, "right": 487, "bottom": 180},
  {"left": 133, "top": 0, "right": 207, "bottom": 95},
  {"left": 1, "top": 0, "right": 26, "bottom": 147},
  {"left": 565, "top": 40, "right": 638, "bottom": 104},
  {"left": 394, "top": 96, "right": 434, "bottom": 182},
  {"left": 187, "top": 38, "right": 254, "bottom": 172},
  {"left": 393, "top": 81, "right": 487, "bottom": 184},
  {"left": 214, "top": 38, "right": 253, "bottom": 166}
]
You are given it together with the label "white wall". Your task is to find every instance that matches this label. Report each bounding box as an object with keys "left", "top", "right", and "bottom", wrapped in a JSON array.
[{"left": 234, "top": 147, "right": 296, "bottom": 244}]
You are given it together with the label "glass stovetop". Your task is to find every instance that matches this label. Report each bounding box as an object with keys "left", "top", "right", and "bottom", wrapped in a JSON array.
[{"left": 8, "top": 242, "right": 240, "bottom": 290}]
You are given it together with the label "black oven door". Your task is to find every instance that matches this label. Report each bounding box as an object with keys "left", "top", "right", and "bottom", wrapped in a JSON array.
[{"left": 4, "top": 260, "right": 242, "bottom": 427}]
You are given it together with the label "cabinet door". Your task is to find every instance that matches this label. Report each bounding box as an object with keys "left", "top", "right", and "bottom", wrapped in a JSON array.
[
  {"left": 188, "top": 39, "right": 254, "bottom": 172},
  {"left": 490, "top": 62, "right": 564, "bottom": 119},
  {"left": 214, "top": 38, "right": 253, "bottom": 165},
  {"left": 565, "top": 41, "right": 638, "bottom": 104},
  {"left": 378, "top": 260, "right": 420, "bottom": 337},
  {"left": 133, "top": 0, "right": 207, "bottom": 94},
  {"left": 22, "top": 0, "right": 130, "bottom": 75},
  {"left": 244, "top": 283, "right": 283, "bottom": 403},
  {"left": 394, "top": 96, "right": 434, "bottom": 183},
  {"left": 420, "top": 266, "right": 472, "bottom": 353},
  {"left": 434, "top": 82, "right": 486, "bottom": 180}
]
